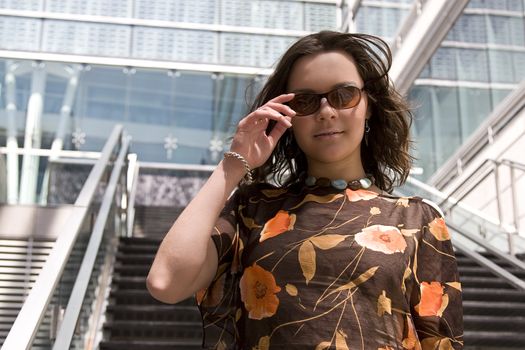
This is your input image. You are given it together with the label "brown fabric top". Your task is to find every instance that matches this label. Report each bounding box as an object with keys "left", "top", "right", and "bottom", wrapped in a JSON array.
[{"left": 196, "top": 183, "right": 463, "bottom": 350}]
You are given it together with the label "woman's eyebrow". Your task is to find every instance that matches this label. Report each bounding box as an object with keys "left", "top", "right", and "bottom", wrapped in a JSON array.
[{"left": 291, "top": 81, "right": 359, "bottom": 94}]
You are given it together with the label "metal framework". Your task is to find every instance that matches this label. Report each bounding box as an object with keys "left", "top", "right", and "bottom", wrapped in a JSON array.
[{"left": 389, "top": 0, "right": 471, "bottom": 94}]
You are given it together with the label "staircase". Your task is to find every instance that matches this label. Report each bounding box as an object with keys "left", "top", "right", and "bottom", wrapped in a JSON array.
[
  {"left": 0, "top": 238, "right": 54, "bottom": 349},
  {"left": 99, "top": 236, "right": 203, "bottom": 350},
  {"left": 458, "top": 251, "right": 525, "bottom": 349},
  {"left": 98, "top": 206, "right": 525, "bottom": 349}
]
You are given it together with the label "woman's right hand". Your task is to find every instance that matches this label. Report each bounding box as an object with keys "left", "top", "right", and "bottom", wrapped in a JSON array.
[{"left": 229, "top": 93, "right": 296, "bottom": 169}]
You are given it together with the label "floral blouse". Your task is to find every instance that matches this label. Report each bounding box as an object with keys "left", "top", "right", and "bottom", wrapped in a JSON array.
[{"left": 196, "top": 183, "right": 463, "bottom": 350}]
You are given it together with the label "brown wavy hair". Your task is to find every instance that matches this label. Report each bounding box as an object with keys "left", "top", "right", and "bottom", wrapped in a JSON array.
[{"left": 247, "top": 31, "right": 413, "bottom": 193}]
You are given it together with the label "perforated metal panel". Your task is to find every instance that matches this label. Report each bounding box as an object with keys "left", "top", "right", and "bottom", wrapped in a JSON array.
[
  {"left": 446, "top": 14, "right": 487, "bottom": 43},
  {"left": 135, "top": 0, "right": 217, "bottom": 24},
  {"left": 488, "top": 50, "right": 516, "bottom": 83},
  {"left": 429, "top": 47, "right": 457, "bottom": 80},
  {"left": 468, "top": 0, "right": 523, "bottom": 11},
  {"left": 45, "top": 0, "right": 131, "bottom": 17},
  {"left": 0, "top": 16, "right": 41, "bottom": 51},
  {"left": 221, "top": 0, "right": 303, "bottom": 30},
  {"left": 0, "top": 0, "right": 42, "bottom": 11},
  {"left": 304, "top": 3, "right": 337, "bottom": 31},
  {"left": 355, "top": 6, "right": 407, "bottom": 39},
  {"left": 132, "top": 27, "right": 217, "bottom": 63},
  {"left": 221, "top": 33, "right": 295, "bottom": 67},
  {"left": 487, "top": 15, "right": 525, "bottom": 46},
  {"left": 457, "top": 48, "right": 489, "bottom": 82},
  {"left": 42, "top": 20, "right": 131, "bottom": 57},
  {"left": 514, "top": 51, "right": 525, "bottom": 81}
]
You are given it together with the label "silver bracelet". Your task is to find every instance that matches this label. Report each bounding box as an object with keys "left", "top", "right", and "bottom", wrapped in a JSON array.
[{"left": 224, "top": 151, "right": 254, "bottom": 183}]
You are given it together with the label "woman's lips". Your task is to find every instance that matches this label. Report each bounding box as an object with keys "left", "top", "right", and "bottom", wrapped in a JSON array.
[{"left": 314, "top": 131, "right": 344, "bottom": 138}]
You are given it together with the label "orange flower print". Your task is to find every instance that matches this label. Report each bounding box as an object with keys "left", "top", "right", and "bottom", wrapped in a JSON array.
[
  {"left": 355, "top": 225, "right": 407, "bottom": 254},
  {"left": 402, "top": 315, "right": 422, "bottom": 350},
  {"left": 416, "top": 282, "right": 449, "bottom": 317},
  {"left": 346, "top": 189, "right": 378, "bottom": 202},
  {"left": 396, "top": 197, "right": 410, "bottom": 207},
  {"left": 240, "top": 263, "right": 281, "bottom": 320},
  {"left": 195, "top": 273, "right": 225, "bottom": 307},
  {"left": 259, "top": 210, "right": 296, "bottom": 242},
  {"left": 428, "top": 217, "right": 450, "bottom": 241}
]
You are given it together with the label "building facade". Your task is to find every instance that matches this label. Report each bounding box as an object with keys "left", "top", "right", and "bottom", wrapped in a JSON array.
[{"left": 1, "top": 0, "right": 524, "bottom": 202}]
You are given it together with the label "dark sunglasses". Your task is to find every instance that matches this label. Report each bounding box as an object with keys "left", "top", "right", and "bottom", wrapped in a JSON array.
[{"left": 288, "top": 85, "right": 365, "bottom": 116}]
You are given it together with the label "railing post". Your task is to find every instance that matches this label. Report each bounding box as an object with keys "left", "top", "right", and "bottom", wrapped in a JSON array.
[
  {"left": 494, "top": 161, "right": 503, "bottom": 228},
  {"left": 508, "top": 232, "right": 516, "bottom": 256},
  {"left": 510, "top": 165, "right": 520, "bottom": 233}
]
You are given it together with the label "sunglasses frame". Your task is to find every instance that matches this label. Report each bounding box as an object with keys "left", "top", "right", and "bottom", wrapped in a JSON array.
[{"left": 289, "top": 84, "right": 365, "bottom": 117}]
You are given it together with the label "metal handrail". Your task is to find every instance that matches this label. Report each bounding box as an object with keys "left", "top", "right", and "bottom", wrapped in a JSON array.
[
  {"left": 437, "top": 158, "right": 525, "bottom": 234},
  {"left": 430, "top": 79, "right": 525, "bottom": 188},
  {"left": 452, "top": 238, "right": 525, "bottom": 291},
  {"left": 1, "top": 124, "right": 124, "bottom": 350},
  {"left": 397, "top": 176, "right": 525, "bottom": 291},
  {"left": 126, "top": 154, "right": 139, "bottom": 238},
  {"left": 402, "top": 176, "right": 510, "bottom": 233},
  {"left": 52, "top": 136, "right": 130, "bottom": 349}
]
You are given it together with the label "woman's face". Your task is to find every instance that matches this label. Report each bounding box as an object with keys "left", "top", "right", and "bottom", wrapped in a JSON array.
[{"left": 287, "top": 50, "right": 370, "bottom": 176}]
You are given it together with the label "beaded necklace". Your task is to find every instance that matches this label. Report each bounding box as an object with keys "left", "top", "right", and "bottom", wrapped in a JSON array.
[{"left": 305, "top": 175, "right": 373, "bottom": 190}]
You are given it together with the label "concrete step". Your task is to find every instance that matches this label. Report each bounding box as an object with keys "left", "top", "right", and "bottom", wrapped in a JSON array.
[
  {"left": 105, "top": 304, "right": 200, "bottom": 322},
  {"left": 103, "top": 320, "right": 202, "bottom": 340}
]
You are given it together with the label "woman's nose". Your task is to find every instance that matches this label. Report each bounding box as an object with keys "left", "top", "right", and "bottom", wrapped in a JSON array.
[{"left": 317, "top": 97, "right": 336, "bottom": 120}]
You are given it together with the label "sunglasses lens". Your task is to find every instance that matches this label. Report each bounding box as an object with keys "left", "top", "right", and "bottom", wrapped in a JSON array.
[
  {"left": 329, "top": 86, "right": 361, "bottom": 109},
  {"left": 289, "top": 95, "right": 318, "bottom": 116}
]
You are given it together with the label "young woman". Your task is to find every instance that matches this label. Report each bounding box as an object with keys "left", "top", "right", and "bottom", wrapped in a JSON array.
[{"left": 147, "top": 31, "right": 463, "bottom": 350}]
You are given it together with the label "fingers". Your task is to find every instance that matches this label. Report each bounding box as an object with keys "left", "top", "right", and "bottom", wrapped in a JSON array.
[
  {"left": 254, "top": 108, "right": 292, "bottom": 128},
  {"left": 267, "top": 93, "right": 296, "bottom": 117},
  {"left": 267, "top": 118, "right": 291, "bottom": 147}
]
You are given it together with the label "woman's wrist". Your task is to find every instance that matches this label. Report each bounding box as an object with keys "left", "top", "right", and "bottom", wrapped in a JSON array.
[
  {"left": 220, "top": 154, "right": 252, "bottom": 186},
  {"left": 223, "top": 151, "right": 253, "bottom": 183}
]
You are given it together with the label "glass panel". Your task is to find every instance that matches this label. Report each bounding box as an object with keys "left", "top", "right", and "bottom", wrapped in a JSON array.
[
  {"left": 432, "top": 86, "right": 461, "bottom": 165},
  {"left": 491, "top": 88, "right": 513, "bottom": 106},
  {"left": 467, "top": 0, "right": 523, "bottom": 11},
  {"left": 446, "top": 14, "right": 487, "bottom": 43},
  {"left": 488, "top": 50, "right": 515, "bottom": 83},
  {"left": 220, "top": 33, "right": 296, "bottom": 67},
  {"left": 408, "top": 85, "right": 437, "bottom": 178},
  {"left": 304, "top": 3, "right": 338, "bottom": 31},
  {"left": 0, "top": 0, "right": 41, "bottom": 10},
  {"left": 457, "top": 87, "right": 492, "bottom": 140},
  {"left": 44, "top": 75, "right": 68, "bottom": 114},
  {"left": 75, "top": 66, "right": 127, "bottom": 122},
  {"left": 135, "top": 0, "right": 217, "bottom": 24},
  {"left": 15, "top": 73, "right": 31, "bottom": 113},
  {"left": 0, "top": 16, "right": 41, "bottom": 51},
  {"left": 355, "top": 6, "right": 408, "bottom": 39},
  {"left": 132, "top": 27, "right": 217, "bottom": 63},
  {"left": 429, "top": 48, "right": 457, "bottom": 80},
  {"left": 457, "top": 48, "right": 489, "bottom": 82},
  {"left": 221, "top": 0, "right": 303, "bottom": 30},
  {"left": 487, "top": 15, "right": 525, "bottom": 46},
  {"left": 45, "top": 0, "right": 131, "bottom": 17},
  {"left": 1, "top": 58, "right": 263, "bottom": 165},
  {"left": 128, "top": 70, "right": 175, "bottom": 125},
  {"left": 42, "top": 20, "right": 130, "bottom": 57},
  {"left": 514, "top": 51, "right": 525, "bottom": 82}
]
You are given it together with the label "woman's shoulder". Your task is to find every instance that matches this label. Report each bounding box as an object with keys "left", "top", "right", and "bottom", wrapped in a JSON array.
[
  {"left": 378, "top": 193, "right": 445, "bottom": 219},
  {"left": 238, "top": 181, "right": 301, "bottom": 199}
]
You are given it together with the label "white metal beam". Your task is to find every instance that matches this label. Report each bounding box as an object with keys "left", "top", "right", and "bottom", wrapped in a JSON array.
[
  {"left": 19, "top": 65, "right": 46, "bottom": 204},
  {"left": 4, "top": 61, "right": 19, "bottom": 204},
  {"left": 389, "top": 0, "right": 470, "bottom": 94},
  {"left": 0, "top": 50, "right": 274, "bottom": 75}
]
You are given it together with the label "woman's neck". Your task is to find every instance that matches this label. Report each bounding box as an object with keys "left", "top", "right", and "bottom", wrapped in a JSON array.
[{"left": 307, "top": 161, "right": 367, "bottom": 182}]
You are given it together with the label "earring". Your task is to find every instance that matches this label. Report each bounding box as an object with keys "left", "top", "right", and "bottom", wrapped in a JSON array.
[{"left": 364, "top": 119, "right": 370, "bottom": 147}]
